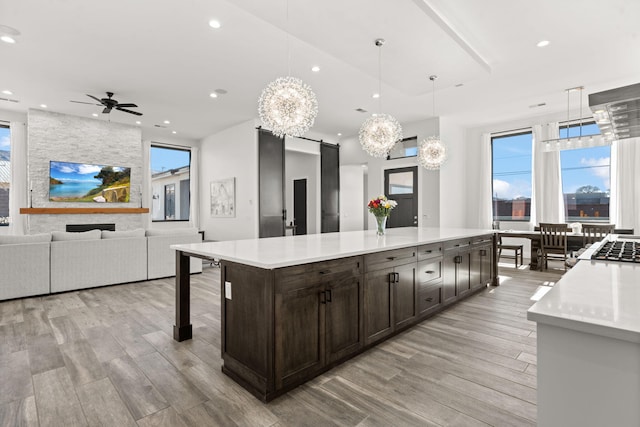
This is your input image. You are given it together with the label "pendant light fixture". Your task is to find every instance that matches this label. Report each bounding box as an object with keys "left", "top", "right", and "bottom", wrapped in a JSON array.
[
  {"left": 359, "top": 38, "right": 403, "bottom": 158},
  {"left": 418, "top": 75, "right": 447, "bottom": 170},
  {"left": 258, "top": 0, "right": 318, "bottom": 138}
]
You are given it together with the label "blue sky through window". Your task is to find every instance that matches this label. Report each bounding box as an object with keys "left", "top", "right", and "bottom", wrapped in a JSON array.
[
  {"left": 0, "top": 126, "right": 9, "bottom": 155},
  {"left": 150, "top": 146, "right": 190, "bottom": 174}
]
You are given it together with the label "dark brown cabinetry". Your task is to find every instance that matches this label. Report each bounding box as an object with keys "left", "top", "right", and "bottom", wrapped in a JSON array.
[
  {"left": 218, "top": 234, "right": 496, "bottom": 402},
  {"left": 470, "top": 235, "right": 494, "bottom": 290},
  {"left": 443, "top": 239, "right": 471, "bottom": 302},
  {"left": 364, "top": 247, "right": 417, "bottom": 345},
  {"left": 274, "top": 256, "right": 363, "bottom": 390}
]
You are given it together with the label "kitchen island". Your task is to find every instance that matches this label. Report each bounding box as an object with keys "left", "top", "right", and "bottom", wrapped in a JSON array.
[
  {"left": 528, "top": 244, "right": 640, "bottom": 426},
  {"left": 172, "top": 227, "right": 496, "bottom": 401}
]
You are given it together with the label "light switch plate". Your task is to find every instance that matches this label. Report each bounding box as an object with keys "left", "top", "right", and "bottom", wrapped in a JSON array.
[{"left": 225, "top": 281, "right": 232, "bottom": 299}]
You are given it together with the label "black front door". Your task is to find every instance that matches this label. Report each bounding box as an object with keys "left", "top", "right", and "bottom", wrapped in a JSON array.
[
  {"left": 293, "top": 178, "right": 307, "bottom": 235},
  {"left": 384, "top": 166, "right": 418, "bottom": 228}
]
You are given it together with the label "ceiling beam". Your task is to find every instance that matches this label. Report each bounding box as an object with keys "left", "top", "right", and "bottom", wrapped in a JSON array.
[{"left": 411, "top": 0, "right": 491, "bottom": 74}]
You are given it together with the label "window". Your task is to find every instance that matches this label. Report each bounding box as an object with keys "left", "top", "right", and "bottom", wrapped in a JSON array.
[
  {"left": 0, "top": 125, "right": 10, "bottom": 226},
  {"left": 150, "top": 145, "right": 190, "bottom": 221},
  {"left": 387, "top": 136, "right": 417, "bottom": 159},
  {"left": 559, "top": 122, "right": 610, "bottom": 221},
  {"left": 492, "top": 131, "right": 533, "bottom": 221}
]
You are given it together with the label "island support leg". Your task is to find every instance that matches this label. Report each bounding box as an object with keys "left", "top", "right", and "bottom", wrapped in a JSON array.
[{"left": 173, "top": 250, "right": 192, "bottom": 341}]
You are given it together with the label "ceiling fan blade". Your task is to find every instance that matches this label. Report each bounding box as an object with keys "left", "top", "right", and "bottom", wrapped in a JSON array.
[
  {"left": 116, "top": 107, "right": 142, "bottom": 116},
  {"left": 102, "top": 107, "right": 112, "bottom": 114},
  {"left": 87, "top": 94, "right": 103, "bottom": 103},
  {"left": 116, "top": 103, "right": 137, "bottom": 108},
  {"left": 70, "top": 100, "right": 102, "bottom": 106}
]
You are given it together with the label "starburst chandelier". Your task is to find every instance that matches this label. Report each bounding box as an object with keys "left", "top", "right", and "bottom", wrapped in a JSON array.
[
  {"left": 359, "top": 39, "right": 403, "bottom": 158},
  {"left": 418, "top": 75, "right": 447, "bottom": 170},
  {"left": 258, "top": 0, "right": 318, "bottom": 138},
  {"left": 258, "top": 76, "right": 318, "bottom": 138}
]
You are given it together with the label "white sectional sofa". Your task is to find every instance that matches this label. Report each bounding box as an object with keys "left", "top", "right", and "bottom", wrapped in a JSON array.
[
  {"left": 50, "top": 229, "right": 148, "bottom": 293},
  {"left": 0, "top": 227, "right": 203, "bottom": 300},
  {"left": 146, "top": 228, "right": 203, "bottom": 279},
  {"left": 0, "top": 233, "right": 51, "bottom": 300}
]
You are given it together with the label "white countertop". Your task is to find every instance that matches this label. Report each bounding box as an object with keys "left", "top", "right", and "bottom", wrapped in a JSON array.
[
  {"left": 527, "top": 260, "right": 640, "bottom": 343},
  {"left": 171, "top": 227, "right": 493, "bottom": 269}
]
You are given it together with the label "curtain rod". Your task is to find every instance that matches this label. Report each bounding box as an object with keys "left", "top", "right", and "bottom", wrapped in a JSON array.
[{"left": 256, "top": 126, "right": 338, "bottom": 146}]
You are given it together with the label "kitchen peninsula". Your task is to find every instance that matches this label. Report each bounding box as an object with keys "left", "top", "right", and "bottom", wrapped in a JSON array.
[
  {"left": 172, "top": 227, "right": 496, "bottom": 401},
  {"left": 528, "top": 237, "right": 640, "bottom": 426}
]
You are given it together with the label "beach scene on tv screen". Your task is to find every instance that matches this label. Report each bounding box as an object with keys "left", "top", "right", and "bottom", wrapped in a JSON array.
[{"left": 49, "top": 161, "right": 131, "bottom": 202}]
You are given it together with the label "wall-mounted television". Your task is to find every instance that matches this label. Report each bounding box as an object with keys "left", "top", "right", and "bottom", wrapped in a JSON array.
[{"left": 49, "top": 161, "right": 131, "bottom": 203}]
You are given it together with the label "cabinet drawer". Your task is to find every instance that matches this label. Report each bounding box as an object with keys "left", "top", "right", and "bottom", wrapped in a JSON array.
[
  {"left": 364, "top": 247, "right": 416, "bottom": 272},
  {"left": 444, "top": 238, "right": 471, "bottom": 251},
  {"left": 417, "top": 243, "right": 443, "bottom": 261},
  {"left": 417, "top": 259, "right": 442, "bottom": 284},
  {"left": 418, "top": 285, "right": 442, "bottom": 314},
  {"left": 471, "top": 234, "right": 494, "bottom": 247},
  {"left": 275, "top": 256, "right": 363, "bottom": 291}
]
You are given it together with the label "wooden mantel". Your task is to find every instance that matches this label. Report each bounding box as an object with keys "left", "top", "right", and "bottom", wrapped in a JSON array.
[{"left": 20, "top": 208, "right": 149, "bottom": 214}]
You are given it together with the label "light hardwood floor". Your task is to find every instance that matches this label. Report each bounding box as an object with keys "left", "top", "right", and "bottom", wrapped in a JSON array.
[{"left": 0, "top": 261, "right": 564, "bottom": 427}]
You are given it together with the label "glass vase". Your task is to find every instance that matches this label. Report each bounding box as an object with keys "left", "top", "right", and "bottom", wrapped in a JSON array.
[{"left": 375, "top": 215, "right": 387, "bottom": 236}]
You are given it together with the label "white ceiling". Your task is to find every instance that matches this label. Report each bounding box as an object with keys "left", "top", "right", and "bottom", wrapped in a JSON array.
[{"left": 1, "top": 0, "right": 639, "bottom": 141}]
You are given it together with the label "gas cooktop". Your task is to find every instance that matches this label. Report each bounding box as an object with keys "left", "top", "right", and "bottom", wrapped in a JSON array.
[{"left": 591, "top": 239, "right": 640, "bottom": 263}]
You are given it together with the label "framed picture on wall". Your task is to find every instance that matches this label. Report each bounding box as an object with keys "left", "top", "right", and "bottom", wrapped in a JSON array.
[{"left": 210, "top": 177, "right": 235, "bottom": 217}]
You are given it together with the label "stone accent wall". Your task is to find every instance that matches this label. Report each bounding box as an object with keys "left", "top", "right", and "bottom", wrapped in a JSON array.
[{"left": 27, "top": 109, "right": 146, "bottom": 233}]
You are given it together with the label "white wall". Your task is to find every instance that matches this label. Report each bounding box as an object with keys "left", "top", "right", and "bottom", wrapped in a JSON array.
[
  {"left": 285, "top": 150, "right": 319, "bottom": 234},
  {"left": 199, "top": 119, "right": 259, "bottom": 241},
  {"left": 340, "top": 117, "right": 440, "bottom": 230},
  {"left": 438, "top": 117, "right": 466, "bottom": 228},
  {"left": 340, "top": 165, "right": 365, "bottom": 231}
]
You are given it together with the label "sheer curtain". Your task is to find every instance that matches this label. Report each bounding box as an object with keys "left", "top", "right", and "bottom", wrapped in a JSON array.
[
  {"left": 477, "top": 132, "right": 493, "bottom": 229},
  {"left": 8, "top": 122, "right": 27, "bottom": 235},
  {"left": 142, "top": 140, "right": 152, "bottom": 229},
  {"left": 610, "top": 137, "right": 640, "bottom": 232},
  {"left": 531, "top": 122, "right": 565, "bottom": 225}
]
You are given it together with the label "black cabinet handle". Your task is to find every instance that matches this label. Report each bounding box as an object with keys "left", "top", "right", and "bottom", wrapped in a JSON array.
[
  {"left": 480, "top": 249, "right": 487, "bottom": 256},
  {"left": 326, "top": 289, "right": 332, "bottom": 303},
  {"left": 425, "top": 297, "right": 434, "bottom": 302},
  {"left": 455, "top": 244, "right": 460, "bottom": 247},
  {"left": 454, "top": 255, "right": 462, "bottom": 264},
  {"left": 387, "top": 256, "right": 396, "bottom": 261},
  {"left": 389, "top": 272, "right": 396, "bottom": 283},
  {"left": 320, "top": 291, "right": 326, "bottom": 304},
  {"left": 395, "top": 272, "right": 400, "bottom": 282},
  {"left": 424, "top": 250, "right": 432, "bottom": 254},
  {"left": 425, "top": 270, "right": 435, "bottom": 274},
  {"left": 319, "top": 270, "right": 329, "bottom": 275}
]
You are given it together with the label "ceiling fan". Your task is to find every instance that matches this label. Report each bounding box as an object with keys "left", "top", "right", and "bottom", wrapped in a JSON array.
[{"left": 71, "top": 92, "right": 142, "bottom": 116}]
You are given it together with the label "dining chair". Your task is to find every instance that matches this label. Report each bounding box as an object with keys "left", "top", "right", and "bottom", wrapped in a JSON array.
[
  {"left": 496, "top": 234, "right": 524, "bottom": 268},
  {"left": 582, "top": 223, "right": 615, "bottom": 246},
  {"left": 539, "top": 223, "right": 569, "bottom": 271}
]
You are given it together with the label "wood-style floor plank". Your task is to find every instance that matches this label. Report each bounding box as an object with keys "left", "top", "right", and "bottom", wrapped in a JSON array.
[{"left": 0, "top": 262, "right": 563, "bottom": 426}]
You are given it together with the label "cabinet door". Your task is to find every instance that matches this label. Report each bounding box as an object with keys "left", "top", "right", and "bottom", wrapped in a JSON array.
[
  {"left": 364, "top": 268, "right": 394, "bottom": 345},
  {"left": 456, "top": 252, "right": 471, "bottom": 296},
  {"left": 443, "top": 251, "right": 457, "bottom": 303},
  {"left": 274, "top": 282, "right": 326, "bottom": 390},
  {"left": 326, "top": 275, "right": 362, "bottom": 364},
  {"left": 394, "top": 262, "right": 416, "bottom": 329},
  {"left": 479, "top": 244, "right": 493, "bottom": 287},
  {"left": 470, "top": 247, "right": 482, "bottom": 289}
]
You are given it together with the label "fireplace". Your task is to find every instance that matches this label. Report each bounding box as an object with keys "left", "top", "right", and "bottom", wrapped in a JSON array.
[{"left": 66, "top": 223, "right": 116, "bottom": 232}]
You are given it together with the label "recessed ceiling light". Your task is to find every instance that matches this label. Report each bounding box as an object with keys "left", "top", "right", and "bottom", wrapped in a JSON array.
[
  {"left": 40, "top": 104, "right": 47, "bottom": 108},
  {"left": 537, "top": 40, "right": 550, "bottom": 47},
  {"left": 163, "top": 120, "right": 170, "bottom": 124},
  {"left": 172, "top": 131, "right": 177, "bottom": 134},
  {"left": 92, "top": 113, "right": 98, "bottom": 117},
  {"left": 311, "top": 66, "right": 320, "bottom": 72},
  {"left": 209, "top": 92, "right": 218, "bottom": 98},
  {"left": 1, "top": 90, "right": 12, "bottom": 95},
  {"left": 135, "top": 120, "right": 141, "bottom": 125},
  {"left": 0, "top": 35, "right": 15, "bottom": 44},
  {"left": 208, "top": 20, "right": 221, "bottom": 29},
  {"left": 372, "top": 93, "right": 380, "bottom": 99},
  {"left": 337, "top": 133, "right": 342, "bottom": 136}
]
